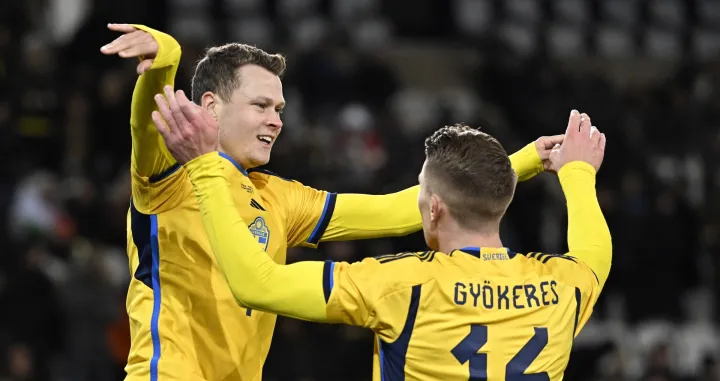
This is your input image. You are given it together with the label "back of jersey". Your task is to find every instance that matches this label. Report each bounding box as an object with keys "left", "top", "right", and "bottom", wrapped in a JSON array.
[{"left": 367, "top": 247, "right": 601, "bottom": 381}]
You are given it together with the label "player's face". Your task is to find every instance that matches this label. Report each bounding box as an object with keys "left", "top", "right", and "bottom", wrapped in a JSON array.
[
  {"left": 215, "top": 64, "right": 285, "bottom": 169},
  {"left": 418, "top": 162, "right": 440, "bottom": 250}
]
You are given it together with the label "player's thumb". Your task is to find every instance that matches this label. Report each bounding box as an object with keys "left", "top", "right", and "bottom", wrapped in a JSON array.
[{"left": 137, "top": 59, "right": 154, "bottom": 74}]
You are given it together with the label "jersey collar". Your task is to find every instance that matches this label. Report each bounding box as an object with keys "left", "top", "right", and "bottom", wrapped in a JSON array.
[
  {"left": 218, "top": 152, "right": 249, "bottom": 176},
  {"left": 459, "top": 246, "right": 517, "bottom": 259}
]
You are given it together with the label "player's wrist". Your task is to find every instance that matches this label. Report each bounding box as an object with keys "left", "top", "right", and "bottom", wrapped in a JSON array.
[{"left": 557, "top": 161, "right": 596, "bottom": 182}]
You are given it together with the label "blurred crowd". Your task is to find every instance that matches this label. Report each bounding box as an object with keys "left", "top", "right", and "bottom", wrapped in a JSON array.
[{"left": 2, "top": 0, "right": 720, "bottom": 380}]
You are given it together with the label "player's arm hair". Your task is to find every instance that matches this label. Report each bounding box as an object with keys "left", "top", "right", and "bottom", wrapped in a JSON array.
[
  {"left": 129, "top": 25, "right": 181, "bottom": 178},
  {"left": 186, "top": 153, "right": 331, "bottom": 322},
  {"left": 558, "top": 161, "right": 612, "bottom": 289},
  {"left": 323, "top": 142, "right": 543, "bottom": 241}
]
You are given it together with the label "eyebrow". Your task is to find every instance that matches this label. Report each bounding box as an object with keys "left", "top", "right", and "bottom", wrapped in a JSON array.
[{"left": 254, "top": 96, "right": 285, "bottom": 108}]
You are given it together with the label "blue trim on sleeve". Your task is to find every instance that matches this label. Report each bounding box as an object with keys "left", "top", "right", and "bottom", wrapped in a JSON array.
[
  {"left": 148, "top": 163, "right": 181, "bottom": 183},
  {"left": 307, "top": 193, "right": 337, "bottom": 245},
  {"left": 322, "top": 260, "right": 336, "bottom": 302},
  {"left": 149, "top": 214, "right": 162, "bottom": 381},
  {"left": 573, "top": 287, "right": 582, "bottom": 336}
]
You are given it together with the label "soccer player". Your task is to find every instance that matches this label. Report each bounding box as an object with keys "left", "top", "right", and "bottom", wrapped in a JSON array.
[
  {"left": 156, "top": 106, "right": 610, "bottom": 380},
  {"left": 101, "top": 24, "right": 564, "bottom": 380}
]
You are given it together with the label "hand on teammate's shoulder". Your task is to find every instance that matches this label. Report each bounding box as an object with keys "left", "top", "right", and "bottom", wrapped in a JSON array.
[
  {"left": 549, "top": 110, "right": 606, "bottom": 173},
  {"left": 100, "top": 24, "right": 159, "bottom": 74}
]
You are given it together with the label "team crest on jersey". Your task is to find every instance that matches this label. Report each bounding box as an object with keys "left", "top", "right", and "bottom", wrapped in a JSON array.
[{"left": 249, "top": 217, "right": 270, "bottom": 251}]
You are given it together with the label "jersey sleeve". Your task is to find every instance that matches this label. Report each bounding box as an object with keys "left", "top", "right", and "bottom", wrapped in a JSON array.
[
  {"left": 186, "top": 154, "right": 329, "bottom": 321},
  {"left": 128, "top": 25, "right": 187, "bottom": 214},
  {"left": 325, "top": 253, "right": 435, "bottom": 342},
  {"left": 558, "top": 161, "right": 612, "bottom": 297},
  {"left": 295, "top": 142, "right": 544, "bottom": 246}
]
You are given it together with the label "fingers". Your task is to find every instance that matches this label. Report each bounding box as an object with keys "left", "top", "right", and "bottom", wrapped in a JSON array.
[
  {"left": 106, "top": 23, "right": 137, "bottom": 33},
  {"left": 137, "top": 59, "right": 154, "bottom": 74},
  {"left": 176, "top": 90, "right": 216, "bottom": 132},
  {"left": 589, "top": 126, "right": 601, "bottom": 143},
  {"left": 101, "top": 30, "right": 141, "bottom": 54},
  {"left": 565, "top": 110, "right": 581, "bottom": 138},
  {"left": 118, "top": 42, "right": 157, "bottom": 58},
  {"left": 166, "top": 87, "right": 193, "bottom": 135},
  {"left": 547, "top": 134, "right": 564, "bottom": 146},
  {"left": 599, "top": 133, "right": 607, "bottom": 151},
  {"left": 164, "top": 85, "right": 180, "bottom": 114},
  {"left": 176, "top": 90, "right": 200, "bottom": 121},
  {"left": 152, "top": 111, "right": 171, "bottom": 140},
  {"left": 101, "top": 30, "right": 155, "bottom": 57},
  {"left": 579, "top": 113, "right": 591, "bottom": 135},
  {"left": 154, "top": 93, "right": 178, "bottom": 133}
]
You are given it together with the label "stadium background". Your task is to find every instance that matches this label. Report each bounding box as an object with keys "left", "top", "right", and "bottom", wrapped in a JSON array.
[{"left": 1, "top": 0, "right": 720, "bottom": 380}]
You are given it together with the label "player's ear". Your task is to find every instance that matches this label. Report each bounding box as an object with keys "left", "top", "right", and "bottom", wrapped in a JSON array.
[
  {"left": 429, "top": 195, "right": 441, "bottom": 223},
  {"left": 201, "top": 91, "right": 219, "bottom": 120}
]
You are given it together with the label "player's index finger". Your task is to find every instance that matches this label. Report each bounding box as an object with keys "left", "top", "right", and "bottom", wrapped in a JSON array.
[
  {"left": 565, "top": 110, "right": 581, "bottom": 137},
  {"left": 107, "top": 23, "right": 137, "bottom": 33}
]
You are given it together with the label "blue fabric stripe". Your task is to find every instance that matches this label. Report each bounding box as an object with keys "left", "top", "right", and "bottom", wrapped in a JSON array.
[
  {"left": 149, "top": 214, "right": 162, "bottom": 381},
  {"left": 218, "top": 151, "right": 248, "bottom": 176},
  {"left": 322, "top": 260, "right": 335, "bottom": 302},
  {"left": 379, "top": 336, "right": 386, "bottom": 381},
  {"left": 380, "top": 285, "right": 422, "bottom": 381},
  {"left": 573, "top": 287, "right": 582, "bottom": 336},
  {"left": 307, "top": 193, "right": 337, "bottom": 244},
  {"left": 148, "top": 163, "right": 181, "bottom": 183}
]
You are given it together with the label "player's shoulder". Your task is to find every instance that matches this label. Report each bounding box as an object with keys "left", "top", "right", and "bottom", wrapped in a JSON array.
[
  {"left": 247, "top": 167, "right": 294, "bottom": 182},
  {"left": 340, "top": 251, "right": 441, "bottom": 291},
  {"left": 247, "top": 168, "right": 301, "bottom": 195},
  {"left": 516, "top": 251, "right": 599, "bottom": 285},
  {"left": 372, "top": 250, "right": 443, "bottom": 265}
]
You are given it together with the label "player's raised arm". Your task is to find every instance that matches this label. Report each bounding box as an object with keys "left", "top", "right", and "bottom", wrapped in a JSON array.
[
  {"left": 284, "top": 136, "right": 562, "bottom": 247},
  {"left": 101, "top": 24, "right": 181, "bottom": 186},
  {"left": 553, "top": 111, "right": 612, "bottom": 290}
]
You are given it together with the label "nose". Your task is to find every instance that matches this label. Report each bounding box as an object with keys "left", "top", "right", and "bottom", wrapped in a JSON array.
[{"left": 267, "top": 110, "right": 283, "bottom": 129}]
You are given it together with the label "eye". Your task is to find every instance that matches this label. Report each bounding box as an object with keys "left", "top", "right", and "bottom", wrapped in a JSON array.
[
  {"left": 253, "top": 103, "right": 266, "bottom": 110},
  {"left": 276, "top": 108, "right": 284, "bottom": 115}
]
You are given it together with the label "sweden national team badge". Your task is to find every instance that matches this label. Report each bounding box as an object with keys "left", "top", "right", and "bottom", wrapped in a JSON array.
[{"left": 249, "top": 217, "right": 270, "bottom": 252}]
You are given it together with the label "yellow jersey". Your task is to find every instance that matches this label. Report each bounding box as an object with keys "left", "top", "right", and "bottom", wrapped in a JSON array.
[
  {"left": 183, "top": 155, "right": 611, "bottom": 381},
  {"left": 123, "top": 26, "right": 546, "bottom": 381}
]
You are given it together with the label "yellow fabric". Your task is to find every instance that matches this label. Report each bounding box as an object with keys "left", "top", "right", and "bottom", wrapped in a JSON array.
[
  {"left": 186, "top": 154, "right": 329, "bottom": 321},
  {"left": 185, "top": 148, "right": 610, "bottom": 380},
  {"left": 123, "top": 25, "right": 553, "bottom": 381},
  {"left": 325, "top": 142, "right": 543, "bottom": 242},
  {"left": 323, "top": 162, "right": 610, "bottom": 380},
  {"left": 557, "top": 161, "right": 612, "bottom": 291},
  {"left": 128, "top": 25, "right": 183, "bottom": 214},
  {"left": 125, "top": 150, "right": 332, "bottom": 380}
]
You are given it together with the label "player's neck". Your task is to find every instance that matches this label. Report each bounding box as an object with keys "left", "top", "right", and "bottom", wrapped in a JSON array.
[{"left": 437, "top": 228, "right": 503, "bottom": 253}]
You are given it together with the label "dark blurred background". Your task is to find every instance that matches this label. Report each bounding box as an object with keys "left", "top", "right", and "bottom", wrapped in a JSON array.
[{"left": 1, "top": 0, "right": 720, "bottom": 380}]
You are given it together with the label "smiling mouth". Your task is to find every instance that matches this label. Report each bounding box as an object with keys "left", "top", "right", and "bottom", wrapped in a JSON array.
[{"left": 257, "top": 135, "right": 273, "bottom": 146}]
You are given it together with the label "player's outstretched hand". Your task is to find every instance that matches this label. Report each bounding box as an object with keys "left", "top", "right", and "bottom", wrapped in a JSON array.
[
  {"left": 534, "top": 134, "right": 565, "bottom": 173},
  {"left": 152, "top": 85, "right": 219, "bottom": 164},
  {"left": 100, "top": 24, "right": 159, "bottom": 74},
  {"left": 548, "top": 110, "right": 606, "bottom": 173}
]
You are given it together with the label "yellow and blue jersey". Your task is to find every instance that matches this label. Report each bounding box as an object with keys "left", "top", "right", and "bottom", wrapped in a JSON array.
[
  {"left": 123, "top": 25, "right": 546, "bottom": 381},
  {"left": 325, "top": 246, "right": 607, "bottom": 381},
  {"left": 184, "top": 154, "right": 609, "bottom": 381}
]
